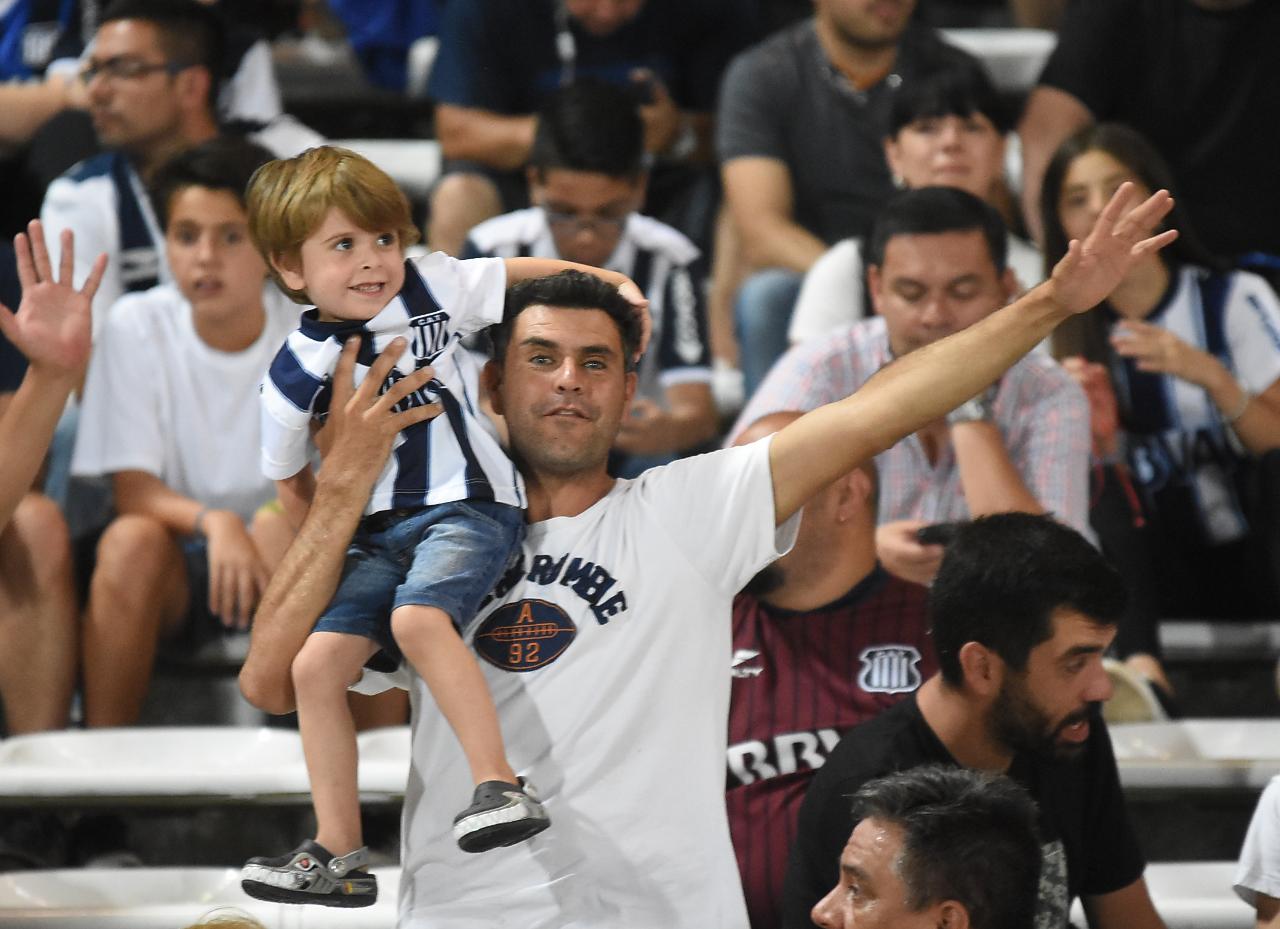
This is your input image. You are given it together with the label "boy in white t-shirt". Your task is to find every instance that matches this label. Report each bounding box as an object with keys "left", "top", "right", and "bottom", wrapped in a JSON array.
[
  {"left": 73, "top": 136, "right": 296, "bottom": 728},
  {"left": 239, "top": 146, "right": 647, "bottom": 908}
]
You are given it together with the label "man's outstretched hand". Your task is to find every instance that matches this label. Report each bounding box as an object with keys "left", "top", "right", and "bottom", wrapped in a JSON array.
[
  {"left": 0, "top": 220, "right": 106, "bottom": 378},
  {"left": 1050, "top": 182, "right": 1178, "bottom": 315}
]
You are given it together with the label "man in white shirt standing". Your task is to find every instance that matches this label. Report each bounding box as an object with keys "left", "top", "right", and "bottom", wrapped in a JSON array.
[{"left": 240, "top": 183, "right": 1177, "bottom": 928}]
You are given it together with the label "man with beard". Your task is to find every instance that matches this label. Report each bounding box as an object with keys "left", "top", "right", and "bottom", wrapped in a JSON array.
[
  {"left": 726, "top": 411, "right": 936, "bottom": 929},
  {"left": 781, "top": 512, "right": 1166, "bottom": 929}
]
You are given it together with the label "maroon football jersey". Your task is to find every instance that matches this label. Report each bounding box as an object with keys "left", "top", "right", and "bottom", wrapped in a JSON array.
[{"left": 726, "top": 567, "right": 935, "bottom": 929}]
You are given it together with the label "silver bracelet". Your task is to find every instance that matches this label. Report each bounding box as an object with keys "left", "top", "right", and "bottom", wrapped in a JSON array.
[{"left": 1224, "top": 388, "right": 1254, "bottom": 424}]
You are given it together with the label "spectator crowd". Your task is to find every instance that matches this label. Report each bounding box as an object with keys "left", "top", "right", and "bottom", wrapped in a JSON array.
[{"left": 1, "top": 1, "right": 1280, "bottom": 928}]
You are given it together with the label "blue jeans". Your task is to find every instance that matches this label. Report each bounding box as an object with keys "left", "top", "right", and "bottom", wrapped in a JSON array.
[
  {"left": 734, "top": 268, "right": 803, "bottom": 399},
  {"left": 315, "top": 500, "right": 524, "bottom": 664}
]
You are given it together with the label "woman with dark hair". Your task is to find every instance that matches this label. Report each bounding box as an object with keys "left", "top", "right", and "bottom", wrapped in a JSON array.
[
  {"left": 1041, "top": 123, "right": 1280, "bottom": 664},
  {"left": 788, "top": 62, "right": 1041, "bottom": 345}
]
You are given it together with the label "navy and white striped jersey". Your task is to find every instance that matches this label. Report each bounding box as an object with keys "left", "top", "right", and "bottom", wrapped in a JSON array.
[
  {"left": 464, "top": 208, "right": 711, "bottom": 405},
  {"left": 1111, "top": 265, "right": 1280, "bottom": 543},
  {"left": 260, "top": 252, "right": 525, "bottom": 515}
]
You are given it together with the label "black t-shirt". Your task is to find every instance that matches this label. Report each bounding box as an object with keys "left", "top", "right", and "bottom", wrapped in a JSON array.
[
  {"left": 1037, "top": 0, "right": 1280, "bottom": 259},
  {"left": 717, "top": 20, "right": 977, "bottom": 245},
  {"left": 780, "top": 693, "right": 1146, "bottom": 929},
  {"left": 426, "top": 0, "right": 757, "bottom": 114}
]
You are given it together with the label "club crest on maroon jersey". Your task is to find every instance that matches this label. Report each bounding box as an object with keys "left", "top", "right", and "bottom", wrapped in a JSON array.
[{"left": 857, "top": 645, "right": 923, "bottom": 694}]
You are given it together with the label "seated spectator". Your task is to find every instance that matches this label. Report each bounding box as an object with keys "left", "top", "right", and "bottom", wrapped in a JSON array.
[
  {"left": 730, "top": 187, "right": 1090, "bottom": 586},
  {"left": 71, "top": 137, "right": 296, "bottom": 727},
  {"left": 783, "top": 513, "right": 1166, "bottom": 929},
  {"left": 717, "top": 0, "right": 975, "bottom": 395},
  {"left": 1042, "top": 123, "right": 1280, "bottom": 626},
  {"left": 425, "top": 0, "right": 754, "bottom": 256},
  {"left": 0, "top": 221, "right": 104, "bottom": 734},
  {"left": 788, "top": 63, "right": 1042, "bottom": 346},
  {"left": 727, "top": 411, "right": 937, "bottom": 929},
  {"left": 1018, "top": 0, "right": 1280, "bottom": 259},
  {"left": 465, "top": 80, "right": 716, "bottom": 476},
  {"left": 0, "top": 0, "right": 292, "bottom": 145},
  {"left": 1236, "top": 775, "right": 1280, "bottom": 929},
  {"left": 811, "top": 765, "right": 1043, "bottom": 929},
  {"left": 40, "top": 0, "right": 322, "bottom": 327}
]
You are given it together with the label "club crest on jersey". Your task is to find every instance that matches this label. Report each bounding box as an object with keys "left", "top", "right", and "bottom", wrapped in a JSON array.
[
  {"left": 857, "top": 645, "right": 923, "bottom": 694},
  {"left": 474, "top": 599, "right": 577, "bottom": 672},
  {"left": 409, "top": 311, "right": 451, "bottom": 362}
]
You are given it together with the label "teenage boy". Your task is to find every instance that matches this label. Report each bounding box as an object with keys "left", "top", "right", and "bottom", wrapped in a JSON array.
[
  {"left": 72, "top": 136, "right": 294, "bottom": 728},
  {"left": 239, "top": 145, "right": 646, "bottom": 907}
]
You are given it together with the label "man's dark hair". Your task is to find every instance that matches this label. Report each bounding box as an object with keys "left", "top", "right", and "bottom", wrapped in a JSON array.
[
  {"left": 491, "top": 270, "right": 641, "bottom": 372},
  {"left": 149, "top": 135, "right": 274, "bottom": 227},
  {"left": 529, "top": 79, "right": 645, "bottom": 180},
  {"left": 866, "top": 186, "right": 1008, "bottom": 274},
  {"left": 102, "top": 0, "right": 227, "bottom": 95},
  {"left": 929, "top": 513, "right": 1127, "bottom": 687},
  {"left": 852, "top": 765, "right": 1042, "bottom": 929},
  {"left": 889, "top": 62, "right": 1012, "bottom": 137}
]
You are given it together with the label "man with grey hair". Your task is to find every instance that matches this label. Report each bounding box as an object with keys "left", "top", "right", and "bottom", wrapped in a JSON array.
[{"left": 810, "top": 765, "right": 1042, "bottom": 929}]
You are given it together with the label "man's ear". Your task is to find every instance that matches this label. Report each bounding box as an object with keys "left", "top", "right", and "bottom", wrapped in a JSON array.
[
  {"left": 624, "top": 369, "right": 638, "bottom": 406},
  {"left": 176, "top": 65, "right": 212, "bottom": 114},
  {"left": 935, "top": 899, "right": 971, "bottom": 929},
  {"left": 867, "top": 264, "right": 885, "bottom": 316},
  {"left": 271, "top": 251, "right": 306, "bottom": 294},
  {"left": 833, "top": 467, "right": 872, "bottom": 523},
  {"left": 883, "top": 135, "right": 904, "bottom": 184},
  {"left": 1000, "top": 266, "right": 1020, "bottom": 304},
  {"left": 957, "top": 641, "right": 1004, "bottom": 699},
  {"left": 482, "top": 359, "right": 505, "bottom": 416}
]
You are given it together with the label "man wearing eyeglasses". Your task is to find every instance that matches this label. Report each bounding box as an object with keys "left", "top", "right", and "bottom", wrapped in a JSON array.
[
  {"left": 39, "top": 0, "right": 319, "bottom": 328},
  {"left": 465, "top": 80, "right": 718, "bottom": 476}
]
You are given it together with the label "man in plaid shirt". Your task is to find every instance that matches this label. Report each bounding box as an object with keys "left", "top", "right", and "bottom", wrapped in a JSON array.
[{"left": 729, "top": 187, "right": 1089, "bottom": 586}]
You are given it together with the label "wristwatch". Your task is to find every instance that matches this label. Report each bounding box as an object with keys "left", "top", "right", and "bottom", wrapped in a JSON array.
[{"left": 946, "top": 385, "right": 998, "bottom": 426}]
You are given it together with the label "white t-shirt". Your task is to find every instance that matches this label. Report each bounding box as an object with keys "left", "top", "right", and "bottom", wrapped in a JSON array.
[
  {"left": 392, "top": 440, "right": 798, "bottom": 928},
  {"left": 71, "top": 282, "right": 296, "bottom": 522},
  {"left": 787, "top": 233, "right": 1043, "bottom": 346},
  {"left": 1235, "top": 775, "right": 1280, "bottom": 907}
]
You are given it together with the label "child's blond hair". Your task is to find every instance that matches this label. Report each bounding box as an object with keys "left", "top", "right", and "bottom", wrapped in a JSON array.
[{"left": 246, "top": 145, "right": 421, "bottom": 304}]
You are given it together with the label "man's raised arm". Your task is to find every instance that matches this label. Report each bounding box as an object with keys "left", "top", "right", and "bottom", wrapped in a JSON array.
[
  {"left": 767, "top": 183, "right": 1177, "bottom": 524},
  {"left": 239, "top": 338, "right": 440, "bottom": 714}
]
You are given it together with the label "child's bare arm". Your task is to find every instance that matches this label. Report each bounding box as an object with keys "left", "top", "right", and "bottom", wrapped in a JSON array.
[{"left": 276, "top": 468, "right": 316, "bottom": 532}]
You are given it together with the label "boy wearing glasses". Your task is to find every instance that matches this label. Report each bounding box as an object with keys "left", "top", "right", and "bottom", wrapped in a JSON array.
[{"left": 465, "top": 80, "right": 716, "bottom": 476}]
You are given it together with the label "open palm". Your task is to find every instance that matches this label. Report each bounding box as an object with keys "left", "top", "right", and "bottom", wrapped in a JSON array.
[
  {"left": 1050, "top": 183, "right": 1178, "bottom": 315},
  {"left": 0, "top": 220, "right": 107, "bottom": 376}
]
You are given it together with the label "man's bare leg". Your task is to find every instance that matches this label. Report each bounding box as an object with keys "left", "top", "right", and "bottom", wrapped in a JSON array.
[
  {"left": 81, "top": 514, "right": 187, "bottom": 726},
  {"left": 0, "top": 493, "right": 77, "bottom": 733}
]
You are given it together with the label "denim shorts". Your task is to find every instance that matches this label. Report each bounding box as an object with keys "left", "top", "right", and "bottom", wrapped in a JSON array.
[{"left": 314, "top": 500, "right": 524, "bottom": 665}]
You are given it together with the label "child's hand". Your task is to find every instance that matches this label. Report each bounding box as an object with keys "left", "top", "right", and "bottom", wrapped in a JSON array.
[{"left": 616, "top": 277, "right": 651, "bottom": 362}]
